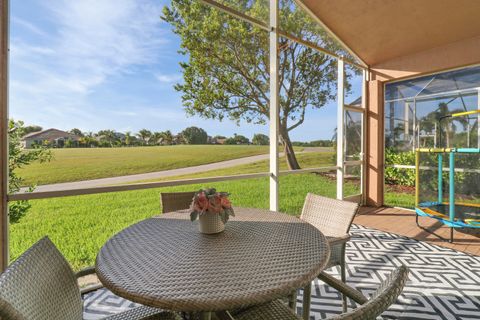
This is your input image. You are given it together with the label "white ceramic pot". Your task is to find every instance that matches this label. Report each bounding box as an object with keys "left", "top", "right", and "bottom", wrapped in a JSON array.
[{"left": 198, "top": 212, "right": 225, "bottom": 234}]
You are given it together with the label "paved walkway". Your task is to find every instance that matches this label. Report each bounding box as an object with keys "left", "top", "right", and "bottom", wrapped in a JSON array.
[
  {"left": 25, "top": 153, "right": 273, "bottom": 193},
  {"left": 24, "top": 147, "right": 332, "bottom": 193}
]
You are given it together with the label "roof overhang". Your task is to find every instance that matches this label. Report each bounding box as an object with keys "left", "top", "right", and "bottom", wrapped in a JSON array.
[{"left": 297, "top": 0, "right": 480, "bottom": 80}]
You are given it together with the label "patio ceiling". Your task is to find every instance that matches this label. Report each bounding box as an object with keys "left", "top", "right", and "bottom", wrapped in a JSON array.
[{"left": 297, "top": 0, "right": 480, "bottom": 67}]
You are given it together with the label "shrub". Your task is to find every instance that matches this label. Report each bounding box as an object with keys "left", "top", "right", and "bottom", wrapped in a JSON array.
[
  {"left": 9, "top": 120, "right": 52, "bottom": 223},
  {"left": 384, "top": 148, "right": 416, "bottom": 186}
]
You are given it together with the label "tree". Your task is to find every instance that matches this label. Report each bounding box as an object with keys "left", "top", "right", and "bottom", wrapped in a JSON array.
[
  {"left": 420, "top": 102, "right": 468, "bottom": 148},
  {"left": 125, "top": 131, "right": 132, "bottom": 146},
  {"left": 81, "top": 132, "right": 98, "bottom": 148},
  {"left": 150, "top": 132, "right": 163, "bottom": 146},
  {"left": 181, "top": 126, "right": 208, "bottom": 144},
  {"left": 252, "top": 133, "right": 269, "bottom": 145},
  {"left": 69, "top": 128, "right": 84, "bottom": 137},
  {"left": 23, "top": 125, "right": 42, "bottom": 135},
  {"left": 9, "top": 120, "right": 51, "bottom": 223},
  {"left": 162, "top": 0, "right": 352, "bottom": 169},
  {"left": 225, "top": 133, "right": 249, "bottom": 145},
  {"left": 137, "top": 129, "right": 152, "bottom": 145},
  {"left": 159, "top": 130, "right": 173, "bottom": 145},
  {"left": 64, "top": 138, "right": 74, "bottom": 148},
  {"left": 224, "top": 137, "right": 236, "bottom": 145},
  {"left": 97, "top": 130, "right": 118, "bottom": 147}
]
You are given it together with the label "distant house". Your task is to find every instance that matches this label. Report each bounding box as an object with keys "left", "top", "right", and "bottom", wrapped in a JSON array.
[
  {"left": 212, "top": 137, "right": 227, "bottom": 145},
  {"left": 22, "top": 128, "right": 80, "bottom": 149}
]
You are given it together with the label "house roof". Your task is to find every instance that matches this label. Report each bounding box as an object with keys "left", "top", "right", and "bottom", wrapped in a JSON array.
[
  {"left": 22, "top": 128, "right": 79, "bottom": 140},
  {"left": 297, "top": 0, "right": 480, "bottom": 67}
]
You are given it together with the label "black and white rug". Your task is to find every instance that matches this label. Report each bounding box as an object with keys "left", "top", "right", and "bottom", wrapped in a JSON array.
[{"left": 83, "top": 225, "right": 480, "bottom": 320}]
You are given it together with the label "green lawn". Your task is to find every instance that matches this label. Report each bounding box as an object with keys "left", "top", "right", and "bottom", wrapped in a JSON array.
[
  {"left": 10, "top": 173, "right": 358, "bottom": 270},
  {"left": 17, "top": 145, "right": 272, "bottom": 186},
  {"left": 129, "top": 151, "right": 336, "bottom": 183},
  {"left": 10, "top": 146, "right": 410, "bottom": 271},
  {"left": 384, "top": 186, "right": 415, "bottom": 209}
]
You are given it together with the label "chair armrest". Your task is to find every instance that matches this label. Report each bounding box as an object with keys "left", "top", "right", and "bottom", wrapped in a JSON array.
[
  {"left": 317, "top": 271, "right": 368, "bottom": 305},
  {"left": 75, "top": 266, "right": 96, "bottom": 279},
  {"left": 103, "top": 306, "right": 181, "bottom": 320},
  {"left": 327, "top": 234, "right": 351, "bottom": 246}
]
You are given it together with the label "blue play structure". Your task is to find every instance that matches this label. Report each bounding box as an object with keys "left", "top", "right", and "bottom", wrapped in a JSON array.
[{"left": 415, "top": 110, "right": 480, "bottom": 242}]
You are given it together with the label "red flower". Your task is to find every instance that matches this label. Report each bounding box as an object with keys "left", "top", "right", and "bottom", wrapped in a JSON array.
[
  {"left": 195, "top": 192, "right": 210, "bottom": 213},
  {"left": 209, "top": 194, "right": 223, "bottom": 214},
  {"left": 220, "top": 196, "right": 231, "bottom": 208}
]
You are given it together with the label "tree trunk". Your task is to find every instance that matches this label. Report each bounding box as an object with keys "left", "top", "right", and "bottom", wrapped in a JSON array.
[{"left": 279, "top": 127, "right": 301, "bottom": 170}]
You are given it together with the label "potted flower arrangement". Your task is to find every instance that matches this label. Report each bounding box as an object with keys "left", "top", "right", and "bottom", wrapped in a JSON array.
[{"left": 190, "top": 188, "right": 235, "bottom": 234}]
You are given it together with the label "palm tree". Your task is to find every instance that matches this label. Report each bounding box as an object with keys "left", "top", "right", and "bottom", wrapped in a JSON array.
[
  {"left": 160, "top": 130, "right": 173, "bottom": 145},
  {"left": 97, "top": 130, "right": 117, "bottom": 147},
  {"left": 420, "top": 102, "right": 468, "bottom": 148},
  {"left": 137, "top": 129, "right": 151, "bottom": 146},
  {"left": 150, "top": 132, "right": 162, "bottom": 146},
  {"left": 125, "top": 131, "right": 132, "bottom": 147}
]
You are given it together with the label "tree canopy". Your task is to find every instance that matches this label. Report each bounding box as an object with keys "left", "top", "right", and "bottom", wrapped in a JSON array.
[
  {"left": 252, "top": 133, "right": 269, "bottom": 145},
  {"left": 162, "top": 0, "right": 354, "bottom": 169},
  {"left": 181, "top": 126, "right": 208, "bottom": 144}
]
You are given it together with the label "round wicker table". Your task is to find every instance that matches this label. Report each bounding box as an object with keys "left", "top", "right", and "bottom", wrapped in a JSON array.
[{"left": 96, "top": 208, "right": 330, "bottom": 317}]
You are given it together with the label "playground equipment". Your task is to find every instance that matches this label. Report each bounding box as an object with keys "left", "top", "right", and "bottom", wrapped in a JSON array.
[{"left": 415, "top": 110, "right": 480, "bottom": 242}]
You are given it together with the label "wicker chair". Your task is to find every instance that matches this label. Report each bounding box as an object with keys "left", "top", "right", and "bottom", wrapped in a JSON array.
[
  {"left": 300, "top": 193, "right": 359, "bottom": 312},
  {"left": 0, "top": 237, "right": 181, "bottom": 320},
  {"left": 160, "top": 191, "right": 196, "bottom": 213},
  {"left": 225, "top": 265, "right": 409, "bottom": 320}
]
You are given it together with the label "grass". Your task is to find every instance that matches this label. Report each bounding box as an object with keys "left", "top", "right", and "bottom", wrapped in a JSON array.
[
  {"left": 384, "top": 186, "right": 415, "bottom": 209},
  {"left": 10, "top": 146, "right": 407, "bottom": 270},
  {"left": 10, "top": 173, "right": 358, "bottom": 270},
  {"left": 17, "top": 145, "right": 273, "bottom": 186},
  {"left": 129, "top": 150, "right": 336, "bottom": 183}
]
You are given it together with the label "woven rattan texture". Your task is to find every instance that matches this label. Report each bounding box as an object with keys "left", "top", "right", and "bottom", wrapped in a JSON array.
[
  {"left": 96, "top": 208, "right": 330, "bottom": 312},
  {"left": 0, "top": 237, "right": 83, "bottom": 320},
  {"left": 234, "top": 300, "right": 300, "bottom": 320},
  {"left": 325, "top": 240, "right": 344, "bottom": 269},
  {"left": 160, "top": 192, "right": 196, "bottom": 213},
  {"left": 301, "top": 193, "right": 359, "bottom": 238},
  {"left": 235, "top": 266, "right": 408, "bottom": 320},
  {"left": 104, "top": 306, "right": 181, "bottom": 320},
  {"left": 326, "top": 266, "right": 409, "bottom": 320}
]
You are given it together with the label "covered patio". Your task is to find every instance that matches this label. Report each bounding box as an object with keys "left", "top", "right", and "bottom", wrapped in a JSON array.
[{"left": 1, "top": 0, "right": 480, "bottom": 319}]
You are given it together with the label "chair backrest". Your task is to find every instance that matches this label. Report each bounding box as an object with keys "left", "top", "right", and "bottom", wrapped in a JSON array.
[
  {"left": 0, "top": 237, "right": 83, "bottom": 320},
  {"left": 160, "top": 191, "right": 196, "bottom": 213},
  {"left": 300, "top": 193, "right": 359, "bottom": 238},
  {"left": 328, "top": 266, "right": 409, "bottom": 320}
]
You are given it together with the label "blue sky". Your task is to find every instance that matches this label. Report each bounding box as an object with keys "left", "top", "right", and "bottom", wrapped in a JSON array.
[{"left": 9, "top": 0, "right": 361, "bottom": 141}]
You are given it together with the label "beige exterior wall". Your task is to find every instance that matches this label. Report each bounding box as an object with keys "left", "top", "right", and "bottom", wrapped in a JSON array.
[
  {"left": 365, "top": 80, "right": 384, "bottom": 207},
  {"left": 365, "top": 36, "right": 480, "bottom": 207}
]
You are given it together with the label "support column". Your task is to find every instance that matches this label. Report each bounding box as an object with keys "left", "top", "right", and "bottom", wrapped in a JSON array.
[
  {"left": 477, "top": 88, "right": 480, "bottom": 149},
  {"left": 365, "top": 79, "right": 384, "bottom": 207},
  {"left": 0, "top": 0, "right": 9, "bottom": 270},
  {"left": 336, "top": 58, "right": 345, "bottom": 200},
  {"left": 269, "top": 0, "right": 279, "bottom": 211}
]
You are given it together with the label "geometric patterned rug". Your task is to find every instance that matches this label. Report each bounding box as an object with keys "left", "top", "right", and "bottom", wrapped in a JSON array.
[{"left": 83, "top": 224, "right": 480, "bottom": 320}]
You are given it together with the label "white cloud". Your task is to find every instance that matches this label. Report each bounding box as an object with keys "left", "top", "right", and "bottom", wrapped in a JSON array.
[
  {"left": 11, "top": 16, "right": 49, "bottom": 37},
  {"left": 10, "top": 0, "right": 170, "bottom": 125},
  {"left": 156, "top": 73, "right": 182, "bottom": 84}
]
